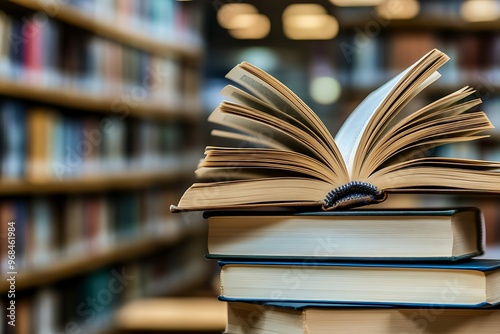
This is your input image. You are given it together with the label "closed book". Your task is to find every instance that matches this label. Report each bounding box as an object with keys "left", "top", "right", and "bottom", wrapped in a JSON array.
[
  {"left": 205, "top": 208, "right": 484, "bottom": 261},
  {"left": 226, "top": 301, "right": 500, "bottom": 334},
  {"left": 219, "top": 259, "right": 500, "bottom": 307}
]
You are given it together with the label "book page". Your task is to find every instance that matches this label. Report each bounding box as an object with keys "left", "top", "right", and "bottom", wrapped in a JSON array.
[
  {"left": 335, "top": 49, "right": 448, "bottom": 177},
  {"left": 209, "top": 106, "right": 332, "bottom": 168},
  {"left": 358, "top": 92, "right": 482, "bottom": 179},
  {"left": 334, "top": 69, "right": 411, "bottom": 174},
  {"left": 226, "top": 63, "right": 348, "bottom": 180},
  {"left": 198, "top": 147, "right": 337, "bottom": 183}
]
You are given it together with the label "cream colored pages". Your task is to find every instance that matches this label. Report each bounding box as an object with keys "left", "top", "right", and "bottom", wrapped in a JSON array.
[
  {"left": 334, "top": 68, "right": 412, "bottom": 175},
  {"left": 225, "top": 64, "right": 348, "bottom": 181},
  {"left": 335, "top": 49, "right": 445, "bottom": 176}
]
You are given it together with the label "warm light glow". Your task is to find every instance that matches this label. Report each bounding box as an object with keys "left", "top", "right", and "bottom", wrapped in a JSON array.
[
  {"left": 226, "top": 13, "right": 261, "bottom": 30},
  {"left": 283, "top": 4, "right": 338, "bottom": 40},
  {"left": 229, "top": 14, "right": 270, "bottom": 39},
  {"left": 310, "top": 77, "right": 341, "bottom": 105},
  {"left": 217, "top": 3, "right": 258, "bottom": 29},
  {"left": 283, "top": 4, "right": 327, "bottom": 19},
  {"left": 330, "top": 0, "right": 385, "bottom": 6},
  {"left": 287, "top": 14, "right": 331, "bottom": 30},
  {"left": 376, "top": 0, "right": 419, "bottom": 19},
  {"left": 461, "top": 0, "right": 499, "bottom": 22}
]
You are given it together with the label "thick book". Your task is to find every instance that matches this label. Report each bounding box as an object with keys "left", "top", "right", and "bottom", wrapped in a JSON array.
[
  {"left": 205, "top": 208, "right": 484, "bottom": 261},
  {"left": 171, "top": 48, "right": 500, "bottom": 213},
  {"left": 226, "top": 301, "right": 500, "bottom": 334},
  {"left": 218, "top": 259, "right": 500, "bottom": 307}
]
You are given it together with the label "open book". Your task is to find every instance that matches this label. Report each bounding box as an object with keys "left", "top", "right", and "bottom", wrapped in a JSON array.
[{"left": 172, "top": 49, "right": 500, "bottom": 212}]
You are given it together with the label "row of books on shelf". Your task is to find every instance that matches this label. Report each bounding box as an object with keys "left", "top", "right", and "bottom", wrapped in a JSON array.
[
  {"left": 0, "top": 100, "right": 191, "bottom": 181},
  {"left": 64, "top": 0, "right": 202, "bottom": 47},
  {"left": 0, "top": 187, "right": 181, "bottom": 273},
  {"left": 0, "top": 11, "right": 192, "bottom": 107},
  {"left": 1, "top": 234, "right": 209, "bottom": 334},
  {"left": 336, "top": 32, "right": 500, "bottom": 89},
  {"left": 337, "top": 0, "right": 467, "bottom": 22}
]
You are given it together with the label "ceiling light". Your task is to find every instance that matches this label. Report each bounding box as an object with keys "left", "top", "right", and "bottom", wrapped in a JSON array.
[
  {"left": 283, "top": 4, "right": 338, "bottom": 40},
  {"left": 217, "top": 3, "right": 258, "bottom": 29},
  {"left": 461, "top": 0, "right": 499, "bottom": 22},
  {"left": 229, "top": 14, "right": 271, "bottom": 39},
  {"left": 283, "top": 4, "right": 327, "bottom": 19},
  {"left": 376, "top": 0, "right": 419, "bottom": 20},
  {"left": 330, "top": 0, "right": 385, "bottom": 6}
]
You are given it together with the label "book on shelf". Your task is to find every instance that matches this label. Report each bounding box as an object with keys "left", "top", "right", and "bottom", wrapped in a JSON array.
[
  {"left": 0, "top": 10, "right": 190, "bottom": 107},
  {"left": 204, "top": 208, "right": 484, "bottom": 261},
  {"left": 218, "top": 259, "right": 500, "bottom": 307},
  {"left": 0, "top": 99, "right": 189, "bottom": 182},
  {"left": 0, "top": 188, "right": 179, "bottom": 275},
  {"left": 171, "top": 48, "right": 500, "bottom": 213},
  {"left": 227, "top": 301, "right": 500, "bottom": 334}
]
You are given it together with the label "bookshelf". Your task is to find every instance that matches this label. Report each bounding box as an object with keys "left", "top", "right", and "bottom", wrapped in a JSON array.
[
  {"left": 8, "top": 0, "right": 202, "bottom": 59},
  {"left": 0, "top": 217, "right": 203, "bottom": 293},
  {"left": 0, "top": 79, "right": 201, "bottom": 121},
  {"left": 0, "top": 167, "right": 196, "bottom": 195},
  {"left": 339, "top": 16, "right": 500, "bottom": 32},
  {"left": 0, "top": 1, "right": 209, "bottom": 333}
]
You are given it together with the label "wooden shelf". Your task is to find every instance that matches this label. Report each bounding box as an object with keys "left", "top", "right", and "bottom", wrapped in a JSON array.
[
  {"left": 0, "top": 168, "right": 195, "bottom": 195},
  {"left": 0, "top": 79, "right": 201, "bottom": 122},
  {"left": 0, "top": 219, "right": 204, "bottom": 293},
  {"left": 341, "top": 82, "right": 500, "bottom": 99},
  {"left": 8, "top": 0, "right": 202, "bottom": 60},
  {"left": 114, "top": 297, "right": 226, "bottom": 332},
  {"left": 339, "top": 16, "right": 500, "bottom": 32}
]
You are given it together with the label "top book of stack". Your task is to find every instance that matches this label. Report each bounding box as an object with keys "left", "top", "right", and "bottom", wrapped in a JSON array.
[{"left": 171, "top": 49, "right": 500, "bottom": 213}]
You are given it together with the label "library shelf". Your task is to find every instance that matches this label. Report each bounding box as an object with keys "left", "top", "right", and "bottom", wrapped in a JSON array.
[
  {"left": 8, "top": 0, "right": 202, "bottom": 60},
  {"left": 114, "top": 297, "right": 226, "bottom": 332},
  {"left": 341, "top": 81, "right": 500, "bottom": 97},
  {"left": 339, "top": 16, "right": 500, "bottom": 32},
  {"left": 0, "top": 168, "right": 196, "bottom": 195},
  {"left": 0, "top": 219, "right": 204, "bottom": 293},
  {"left": 0, "top": 79, "right": 200, "bottom": 122}
]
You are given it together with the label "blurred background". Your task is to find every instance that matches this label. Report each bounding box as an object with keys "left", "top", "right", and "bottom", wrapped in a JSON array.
[{"left": 1, "top": 0, "right": 500, "bottom": 333}]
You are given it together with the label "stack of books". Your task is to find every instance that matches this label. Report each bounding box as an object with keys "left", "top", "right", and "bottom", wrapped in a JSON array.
[
  {"left": 206, "top": 209, "right": 500, "bottom": 333},
  {"left": 172, "top": 49, "right": 500, "bottom": 333}
]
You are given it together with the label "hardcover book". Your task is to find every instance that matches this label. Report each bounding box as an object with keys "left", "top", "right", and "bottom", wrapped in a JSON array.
[
  {"left": 205, "top": 208, "right": 484, "bottom": 261},
  {"left": 226, "top": 301, "right": 500, "bottom": 334},
  {"left": 171, "top": 49, "right": 500, "bottom": 213},
  {"left": 218, "top": 259, "right": 500, "bottom": 307}
]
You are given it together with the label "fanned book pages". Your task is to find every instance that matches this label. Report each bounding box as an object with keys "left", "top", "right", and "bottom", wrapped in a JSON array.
[{"left": 171, "top": 49, "right": 500, "bottom": 212}]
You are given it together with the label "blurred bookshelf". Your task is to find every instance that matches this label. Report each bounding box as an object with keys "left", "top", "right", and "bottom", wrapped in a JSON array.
[
  {"left": 0, "top": 79, "right": 201, "bottom": 121},
  {"left": 0, "top": 1, "right": 212, "bottom": 333}
]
